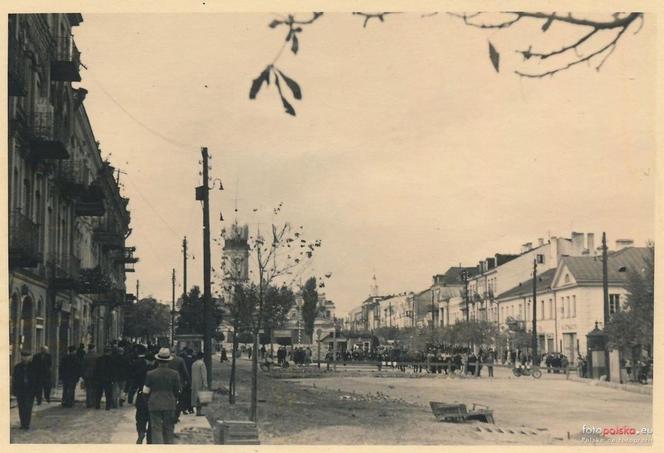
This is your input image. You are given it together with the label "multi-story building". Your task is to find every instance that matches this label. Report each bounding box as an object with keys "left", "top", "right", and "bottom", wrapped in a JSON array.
[
  {"left": 8, "top": 13, "right": 136, "bottom": 378},
  {"left": 495, "top": 244, "right": 650, "bottom": 364},
  {"left": 459, "top": 233, "right": 595, "bottom": 324}
]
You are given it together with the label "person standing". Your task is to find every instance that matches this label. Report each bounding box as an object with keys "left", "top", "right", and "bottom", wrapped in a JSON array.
[
  {"left": 143, "top": 348, "right": 181, "bottom": 444},
  {"left": 12, "top": 351, "right": 38, "bottom": 429},
  {"left": 60, "top": 346, "right": 81, "bottom": 407},
  {"left": 82, "top": 344, "right": 99, "bottom": 408},
  {"left": 168, "top": 350, "right": 189, "bottom": 422},
  {"left": 190, "top": 352, "right": 208, "bottom": 416},
  {"left": 486, "top": 349, "right": 495, "bottom": 378},
  {"left": 134, "top": 347, "right": 154, "bottom": 444},
  {"left": 32, "top": 346, "right": 53, "bottom": 405},
  {"left": 94, "top": 346, "right": 115, "bottom": 410}
]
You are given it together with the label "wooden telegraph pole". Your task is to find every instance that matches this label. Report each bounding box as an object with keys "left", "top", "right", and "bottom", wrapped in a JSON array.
[
  {"left": 532, "top": 258, "right": 538, "bottom": 362},
  {"left": 182, "top": 236, "right": 188, "bottom": 298},
  {"left": 602, "top": 232, "right": 611, "bottom": 381},
  {"left": 171, "top": 269, "right": 176, "bottom": 348},
  {"left": 196, "top": 147, "right": 213, "bottom": 386}
]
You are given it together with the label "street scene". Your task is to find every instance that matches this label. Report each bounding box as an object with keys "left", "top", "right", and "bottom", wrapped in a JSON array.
[{"left": 6, "top": 10, "right": 655, "bottom": 446}]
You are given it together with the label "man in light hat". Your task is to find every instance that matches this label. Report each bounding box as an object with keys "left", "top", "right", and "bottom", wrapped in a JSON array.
[
  {"left": 143, "top": 348, "right": 181, "bottom": 444},
  {"left": 12, "top": 351, "right": 38, "bottom": 429}
]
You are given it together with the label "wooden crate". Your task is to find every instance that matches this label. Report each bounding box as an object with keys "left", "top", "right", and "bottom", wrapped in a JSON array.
[{"left": 213, "top": 420, "right": 260, "bottom": 445}]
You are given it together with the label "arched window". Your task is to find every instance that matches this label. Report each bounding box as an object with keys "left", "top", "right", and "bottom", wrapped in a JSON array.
[
  {"left": 564, "top": 274, "right": 570, "bottom": 284},
  {"left": 20, "top": 296, "right": 34, "bottom": 353}
]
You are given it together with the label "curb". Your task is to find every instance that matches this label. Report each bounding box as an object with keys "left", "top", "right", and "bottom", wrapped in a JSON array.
[{"left": 566, "top": 376, "right": 652, "bottom": 395}]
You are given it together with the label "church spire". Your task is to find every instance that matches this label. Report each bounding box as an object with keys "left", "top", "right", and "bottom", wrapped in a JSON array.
[{"left": 370, "top": 273, "right": 379, "bottom": 297}]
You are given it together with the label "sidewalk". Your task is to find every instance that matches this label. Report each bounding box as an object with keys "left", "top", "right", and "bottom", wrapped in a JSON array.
[{"left": 566, "top": 374, "right": 652, "bottom": 395}]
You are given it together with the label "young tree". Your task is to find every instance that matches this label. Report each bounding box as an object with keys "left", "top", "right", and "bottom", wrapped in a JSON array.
[
  {"left": 176, "top": 286, "right": 224, "bottom": 335},
  {"left": 606, "top": 247, "right": 654, "bottom": 378},
  {"left": 123, "top": 297, "right": 171, "bottom": 342},
  {"left": 301, "top": 276, "right": 318, "bottom": 343}
]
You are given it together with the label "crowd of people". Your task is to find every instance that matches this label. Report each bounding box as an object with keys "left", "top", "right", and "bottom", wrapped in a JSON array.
[{"left": 11, "top": 340, "right": 208, "bottom": 444}]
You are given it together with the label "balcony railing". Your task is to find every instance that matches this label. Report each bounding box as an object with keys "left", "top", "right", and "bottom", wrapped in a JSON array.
[
  {"left": 56, "top": 160, "right": 90, "bottom": 198},
  {"left": 9, "top": 210, "right": 42, "bottom": 269},
  {"left": 29, "top": 109, "right": 70, "bottom": 160},
  {"left": 115, "top": 246, "right": 139, "bottom": 264},
  {"left": 77, "top": 266, "right": 113, "bottom": 295},
  {"left": 50, "top": 252, "right": 81, "bottom": 290},
  {"left": 8, "top": 28, "right": 27, "bottom": 97},
  {"left": 51, "top": 35, "right": 81, "bottom": 82},
  {"left": 93, "top": 225, "right": 124, "bottom": 250}
]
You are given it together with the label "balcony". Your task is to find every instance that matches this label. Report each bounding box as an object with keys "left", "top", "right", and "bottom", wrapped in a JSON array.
[
  {"left": 28, "top": 109, "right": 70, "bottom": 160},
  {"left": 50, "top": 253, "right": 81, "bottom": 291},
  {"left": 75, "top": 183, "right": 106, "bottom": 217},
  {"left": 115, "top": 246, "right": 139, "bottom": 272},
  {"left": 77, "top": 266, "right": 113, "bottom": 294},
  {"left": 92, "top": 288, "right": 127, "bottom": 309},
  {"left": 9, "top": 210, "right": 42, "bottom": 269},
  {"left": 8, "top": 29, "right": 27, "bottom": 97},
  {"left": 51, "top": 35, "right": 81, "bottom": 82},
  {"left": 93, "top": 226, "right": 124, "bottom": 251},
  {"left": 56, "top": 160, "right": 90, "bottom": 198}
]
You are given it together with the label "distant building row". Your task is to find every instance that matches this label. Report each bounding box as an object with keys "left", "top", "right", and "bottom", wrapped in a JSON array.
[{"left": 344, "top": 232, "right": 651, "bottom": 363}]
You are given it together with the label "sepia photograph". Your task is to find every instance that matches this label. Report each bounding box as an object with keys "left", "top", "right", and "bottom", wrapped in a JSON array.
[{"left": 4, "top": 5, "right": 657, "bottom": 446}]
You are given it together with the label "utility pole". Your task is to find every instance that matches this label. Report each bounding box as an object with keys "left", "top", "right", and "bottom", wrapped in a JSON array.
[
  {"left": 136, "top": 279, "right": 140, "bottom": 301},
  {"left": 602, "top": 232, "right": 609, "bottom": 327},
  {"left": 461, "top": 270, "right": 470, "bottom": 322},
  {"left": 182, "top": 236, "right": 188, "bottom": 298},
  {"left": 196, "top": 147, "right": 213, "bottom": 386},
  {"left": 430, "top": 289, "right": 435, "bottom": 342},
  {"left": 171, "top": 269, "right": 175, "bottom": 348},
  {"left": 602, "top": 232, "right": 611, "bottom": 381},
  {"left": 532, "top": 258, "right": 538, "bottom": 363}
]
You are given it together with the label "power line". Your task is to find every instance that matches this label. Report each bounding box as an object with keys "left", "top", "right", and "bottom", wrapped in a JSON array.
[{"left": 85, "top": 71, "right": 196, "bottom": 150}]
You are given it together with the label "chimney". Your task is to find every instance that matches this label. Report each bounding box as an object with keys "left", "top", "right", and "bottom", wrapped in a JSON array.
[
  {"left": 615, "top": 239, "right": 634, "bottom": 250},
  {"left": 486, "top": 257, "right": 496, "bottom": 270},
  {"left": 521, "top": 242, "right": 533, "bottom": 253},
  {"left": 571, "top": 232, "right": 584, "bottom": 253},
  {"left": 586, "top": 233, "right": 595, "bottom": 255},
  {"left": 538, "top": 238, "right": 544, "bottom": 247}
]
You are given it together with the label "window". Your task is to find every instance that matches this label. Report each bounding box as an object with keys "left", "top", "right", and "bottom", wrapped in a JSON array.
[
  {"left": 561, "top": 299, "right": 565, "bottom": 318},
  {"left": 564, "top": 274, "right": 570, "bottom": 284},
  {"left": 609, "top": 294, "right": 620, "bottom": 315},
  {"left": 565, "top": 297, "right": 570, "bottom": 318},
  {"left": 571, "top": 295, "right": 576, "bottom": 318},
  {"left": 549, "top": 299, "right": 553, "bottom": 319},
  {"left": 541, "top": 300, "right": 545, "bottom": 319}
]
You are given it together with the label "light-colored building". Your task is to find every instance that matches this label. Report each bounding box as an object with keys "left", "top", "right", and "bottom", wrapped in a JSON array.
[
  {"left": 495, "top": 245, "right": 651, "bottom": 363},
  {"left": 8, "top": 13, "right": 135, "bottom": 377},
  {"left": 459, "top": 233, "right": 595, "bottom": 324}
]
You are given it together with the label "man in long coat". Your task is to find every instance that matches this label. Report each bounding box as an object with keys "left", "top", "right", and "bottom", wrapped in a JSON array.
[
  {"left": 190, "top": 352, "right": 208, "bottom": 416},
  {"left": 60, "top": 346, "right": 82, "bottom": 407},
  {"left": 12, "top": 351, "right": 38, "bottom": 429},
  {"left": 143, "top": 348, "right": 181, "bottom": 444},
  {"left": 32, "top": 346, "right": 52, "bottom": 404},
  {"left": 82, "top": 344, "right": 99, "bottom": 408}
]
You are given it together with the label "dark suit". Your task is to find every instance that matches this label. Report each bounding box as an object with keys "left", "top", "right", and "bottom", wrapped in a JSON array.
[
  {"left": 82, "top": 350, "right": 99, "bottom": 407},
  {"left": 12, "top": 361, "right": 38, "bottom": 429},
  {"left": 60, "top": 353, "right": 82, "bottom": 407},
  {"left": 94, "top": 353, "right": 115, "bottom": 409},
  {"left": 31, "top": 352, "right": 52, "bottom": 404}
]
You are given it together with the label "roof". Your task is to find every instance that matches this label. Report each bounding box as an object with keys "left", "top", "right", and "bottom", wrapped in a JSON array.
[
  {"left": 559, "top": 247, "right": 651, "bottom": 284},
  {"left": 496, "top": 268, "right": 558, "bottom": 300},
  {"left": 434, "top": 266, "right": 476, "bottom": 285}
]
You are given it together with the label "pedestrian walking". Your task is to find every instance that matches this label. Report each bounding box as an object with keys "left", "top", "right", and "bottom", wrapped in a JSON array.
[
  {"left": 168, "top": 350, "right": 190, "bottom": 422},
  {"left": 32, "top": 346, "right": 52, "bottom": 405},
  {"left": 60, "top": 346, "right": 82, "bottom": 407},
  {"left": 220, "top": 347, "right": 228, "bottom": 363},
  {"left": 82, "top": 344, "right": 99, "bottom": 408},
  {"left": 134, "top": 347, "right": 154, "bottom": 444},
  {"left": 143, "top": 348, "right": 181, "bottom": 444},
  {"left": 190, "top": 352, "right": 208, "bottom": 416},
  {"left": 94, "top": 346, "right": 116, "bottom": 410},
  {"left": 180, "top": 348, "right": 195, "bottom": 414},
  {"left": 12, "top": 351, "right": 38, "bottom": 429}
]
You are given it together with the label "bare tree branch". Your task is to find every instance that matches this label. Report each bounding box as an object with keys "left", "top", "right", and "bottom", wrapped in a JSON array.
[{"left": 353, "top": 12, "right": 402, "bottom": 28}]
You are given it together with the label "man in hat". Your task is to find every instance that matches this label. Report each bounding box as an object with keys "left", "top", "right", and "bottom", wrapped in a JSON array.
[
  {"left": 32, "top": 346, "right": 52, "bottom": 405},
  {"left": 134, "top": 347, "right": 153, "bottom": 444},
  {"left": 60, "top": 346, "right": 82, "bottom": 407},
  {"left": 168, "top": 349, "right": 189, "bottom": 422},
  {"left": 12, "top": 351, "right": 38, "bottom": 429},
  {"left": 143, "top": 348, "right": 181, "bottom": 444}
]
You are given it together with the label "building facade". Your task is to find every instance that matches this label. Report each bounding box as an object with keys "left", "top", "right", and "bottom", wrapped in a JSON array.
[{"left": 8, "top": 13, "right": 136, "bottom": 378}]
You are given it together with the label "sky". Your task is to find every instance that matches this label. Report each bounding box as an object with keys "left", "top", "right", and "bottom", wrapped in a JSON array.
[{"left": 72, "top": 12, "right": 656, "bottom": 316}]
